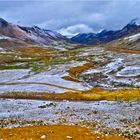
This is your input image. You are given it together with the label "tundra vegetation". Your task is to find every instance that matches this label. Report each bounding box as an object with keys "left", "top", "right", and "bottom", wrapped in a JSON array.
[{"left": 0, "top": 43, "right": 140, "bottom": 140}]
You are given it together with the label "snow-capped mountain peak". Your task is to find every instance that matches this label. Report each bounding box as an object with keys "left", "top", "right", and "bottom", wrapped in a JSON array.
[
  {"left": 0, "top": 18, "right": 68, "bottom": 46},
  {"left": 71, "top": 19, "right": 140, "bottom": 45}
]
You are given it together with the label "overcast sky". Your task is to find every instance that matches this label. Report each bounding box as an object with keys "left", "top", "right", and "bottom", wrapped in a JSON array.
[{"left": 0, "top": 0, "right": 140, "bottom": 37}]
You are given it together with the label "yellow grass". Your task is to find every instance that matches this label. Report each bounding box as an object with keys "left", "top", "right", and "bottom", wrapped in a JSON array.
[
  {"left": 80, "top": 88, "right": 140, "bottom": 101},
  {"left": 62, "top": 76, "right": 81, "bottom": 82},
  {"left": 68, "top": 63, "right": 93, "bottom": 78},
  {"left": 62, "top": 62, "right": 93, "bottom": 82},
  {"left": 0, "top": 88, "right": 140, "bottom": 101},
  {"left": 16, "top": 47, "right": 54, "bottom": 55}
]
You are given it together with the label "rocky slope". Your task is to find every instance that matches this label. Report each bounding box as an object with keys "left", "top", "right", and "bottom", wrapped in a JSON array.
[
  {"left": 105, "top": 32, "right": 140, "bottom": 53},
  {"left": 0, "top": 18, "right": 68, "bottom": 49}
]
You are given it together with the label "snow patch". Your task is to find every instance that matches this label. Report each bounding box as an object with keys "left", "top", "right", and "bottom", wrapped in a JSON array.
[
  {"left": 124, "top": 33, "right": 140, "bottom": 42},
  {"left": 117, "top": 65, "right": 140, "bottom": 77},
  {"left": 0, "top": 35, "right": 11, "bottom": 40}
]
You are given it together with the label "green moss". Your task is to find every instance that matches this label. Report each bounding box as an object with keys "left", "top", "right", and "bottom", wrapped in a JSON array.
[{"left": 0, "top": 46, "right": 96, "bottom": 73}]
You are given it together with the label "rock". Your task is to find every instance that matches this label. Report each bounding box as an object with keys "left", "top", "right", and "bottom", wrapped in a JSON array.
[
  {"left": 66, "top": 136, "right": 73, "bottom": 139},
  {"left": 38, "top": 105, "right": 47, "bottom": 108},
  {"left": 40, "top": 135, "right": 47, "bottom": 139}
]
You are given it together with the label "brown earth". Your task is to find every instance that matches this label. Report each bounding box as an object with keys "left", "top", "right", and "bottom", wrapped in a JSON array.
[{"left": 0, "top": 125, "right": 133, "bottom": 140}]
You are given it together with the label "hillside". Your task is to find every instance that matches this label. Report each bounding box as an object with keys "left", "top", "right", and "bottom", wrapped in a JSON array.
[{"left": 0, "top": 18, "right": 72, "bottom": 52}]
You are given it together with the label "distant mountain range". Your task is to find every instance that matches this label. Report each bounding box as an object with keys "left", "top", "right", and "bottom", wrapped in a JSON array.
[
  {"left": 0, "top": 18, "right": 140, "bottom": 49},
  {"left": 71, "top": 19, "right": 140, "bottom": 45}
]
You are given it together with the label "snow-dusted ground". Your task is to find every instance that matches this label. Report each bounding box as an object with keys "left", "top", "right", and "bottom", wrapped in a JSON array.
[
  {"left": 0, "top": 47, "right": 139, "bottom": 92},
  {"left": 117, "top": 65, "right": 140, "bottom": 77},
  {"left": 0, "top": 84, "right": 70, "bottom": 93},
  {"left": 0, "top": 69, "right": 30, "bottom": 83},
  {"left": 0, "top": 99, "right": 139, "bottom": 128},
  {"left": 0, "top": 62, "right": 90, "bottom": 94},
  {"left": 0, "top": 99, "right": 139, "bottom": 138},
  {"left": 82, "top": 52, "right": 140, "bottom": 89},
  {"left": 78, "top": 47, "right": 104, "bottom": 57}
]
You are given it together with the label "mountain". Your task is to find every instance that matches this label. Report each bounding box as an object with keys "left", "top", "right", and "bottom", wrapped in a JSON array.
[
  {"left": 105, "top": 32, "right": 140, "bottom": 54},
  {"left": 18, "top": 25, "right": 68, "bottom": 44},
  {"left": 71, "top": 19, "right": 140, "bottom": 45},
  {"left": 1, "top": 17, "right": 140, "bottom": 52},
  {"left": 0, "top": 18, "right": 68, "bottom": 47}
]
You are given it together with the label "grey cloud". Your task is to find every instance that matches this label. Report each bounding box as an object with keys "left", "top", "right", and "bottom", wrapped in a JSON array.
[
  {"left": 0, "top": 0, "right": 140, "bottom": 36},
  {"left": 58, "top": 24, "right": 95, "bottom": 38}
]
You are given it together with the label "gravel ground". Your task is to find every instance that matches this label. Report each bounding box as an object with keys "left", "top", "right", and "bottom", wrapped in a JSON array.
[{"left": 0, "top": 99, "right": 139, "bottom": 138}]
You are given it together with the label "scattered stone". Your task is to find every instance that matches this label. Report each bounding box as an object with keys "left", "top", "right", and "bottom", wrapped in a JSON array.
[
  {"left": 38, "top": 105, "right": 47, "bottom": 109},
  {"left": 66, "top": 136, "right": 73, "bottom": 139},
  {"left": 93, "top": 111, "right": 98, "bottom": 114},
  {"left": 38, "top": 103, "right": 57, "bottom": 108},
  {"left": 40, "top": 135, "right": 47, "bottom": 139},
  {"left": 48, "top": 130, "right": 54, "bottom": 133}
]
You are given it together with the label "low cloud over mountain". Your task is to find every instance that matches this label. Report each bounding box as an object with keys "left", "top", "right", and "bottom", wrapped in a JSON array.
[{"left": 58, "top": 24, "right": 95, "bottom": 38}]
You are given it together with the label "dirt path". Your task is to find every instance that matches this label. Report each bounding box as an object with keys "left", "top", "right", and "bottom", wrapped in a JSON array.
[{"left": 0, "top": 82, "right": 80, "bottom": 92}]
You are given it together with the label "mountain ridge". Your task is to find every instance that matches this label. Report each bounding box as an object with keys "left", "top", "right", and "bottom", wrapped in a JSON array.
[
  {"left": 1, "top": 17, "right": 140, "bottom": 48},
  {"left": 0, "top": 18, "right": 68, "bottom": 46},
  {"left": 71, "top": 19, "right": 140, "bottom": 45}
]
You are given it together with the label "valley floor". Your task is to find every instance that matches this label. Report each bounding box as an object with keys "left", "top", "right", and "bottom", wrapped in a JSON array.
[
  {"left": 0, "top": 99, "right": 139, "bottom": 139},
  {"left": 0, "top": 45, "right": 140, "bottom": 139}
]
